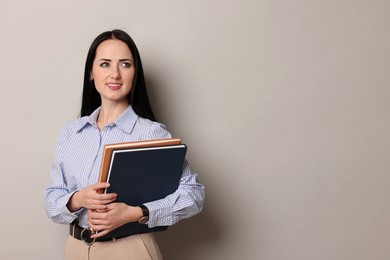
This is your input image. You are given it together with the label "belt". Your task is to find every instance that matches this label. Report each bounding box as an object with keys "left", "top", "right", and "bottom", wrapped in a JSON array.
[{"left": 69, "top": 223, "right": 122, "bottom": 245}]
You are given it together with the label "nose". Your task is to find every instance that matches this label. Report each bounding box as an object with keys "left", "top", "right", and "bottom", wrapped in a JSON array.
[{"left": 110, "top": 65, "right": 121, "bottom": 79}]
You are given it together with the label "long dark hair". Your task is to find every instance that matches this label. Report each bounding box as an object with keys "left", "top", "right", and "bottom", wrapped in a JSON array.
[{"left": 80, "top": 29, "right": 156, "bottom": 121}]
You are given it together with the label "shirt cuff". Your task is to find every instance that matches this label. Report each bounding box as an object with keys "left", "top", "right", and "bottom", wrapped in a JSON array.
[
  {"left": 143, "top": 199, "right": 178, "bottom": 227},
  {"left": 59, "top": 191, "right": 82, "bottom": 223}
]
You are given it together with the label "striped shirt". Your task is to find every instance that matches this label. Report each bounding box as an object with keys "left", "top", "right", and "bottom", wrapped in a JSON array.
[{"left": 44, "top": 106, "right": 205, "bottom": 228}]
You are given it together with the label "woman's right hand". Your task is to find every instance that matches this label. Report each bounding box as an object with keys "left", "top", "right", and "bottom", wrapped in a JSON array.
[{"left": 67, "top": 182, "right": 117, "bottom": 212}]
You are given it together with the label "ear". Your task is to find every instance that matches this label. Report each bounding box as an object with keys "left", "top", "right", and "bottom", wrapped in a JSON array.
[{"left": 90, "top": 72, "right": 93, "bottom": 81}]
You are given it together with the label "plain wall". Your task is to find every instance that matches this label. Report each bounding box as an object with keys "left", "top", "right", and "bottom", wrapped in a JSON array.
[{"left": 1, "top": 0, "right": 389, "bottom": 259}]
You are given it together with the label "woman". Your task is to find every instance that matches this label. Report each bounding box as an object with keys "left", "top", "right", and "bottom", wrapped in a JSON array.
[{"left": 44, "top": 29, "right": 205, "bottom": 260}]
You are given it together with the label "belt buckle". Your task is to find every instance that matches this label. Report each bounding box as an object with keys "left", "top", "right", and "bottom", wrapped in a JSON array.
[{"left": 81, "top": 228, "right": 96, "bottom": 246}]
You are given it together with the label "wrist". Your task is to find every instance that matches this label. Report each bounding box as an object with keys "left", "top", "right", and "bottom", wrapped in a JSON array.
[
  {"left": 135, "top": 206, "right": 143, "bottom": 219},
  {"left": 67, "top": 191, "right": 82, "bottom": 212},
  {"left": 138, "top": 205, "right": 149, "bottom": 224}
]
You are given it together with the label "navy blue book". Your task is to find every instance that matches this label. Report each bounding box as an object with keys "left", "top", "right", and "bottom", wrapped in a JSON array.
[{"left": 98, "top": 139, "right": 187, "bottom": 239}]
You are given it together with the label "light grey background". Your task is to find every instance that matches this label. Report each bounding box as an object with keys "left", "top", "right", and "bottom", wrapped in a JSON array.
[{"left": 1, "top": 1, "right": 389, "bottom": 259}]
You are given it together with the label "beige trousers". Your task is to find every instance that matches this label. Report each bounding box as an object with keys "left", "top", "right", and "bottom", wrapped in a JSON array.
[{"left": 64, "top": 233, "right": 163, "bottom": 260}]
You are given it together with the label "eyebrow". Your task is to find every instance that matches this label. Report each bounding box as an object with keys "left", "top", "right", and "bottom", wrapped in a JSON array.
[{"left": 98, "top": 58, "right": 133, "bottom": 62}]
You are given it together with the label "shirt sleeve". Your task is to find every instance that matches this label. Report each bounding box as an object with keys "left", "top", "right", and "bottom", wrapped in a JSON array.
[
  {"left": 139, "top": 122, "right": 205, "bottom": 227},
  {"left": 43, "top": 124, "right": 81, "bottom": 224}
]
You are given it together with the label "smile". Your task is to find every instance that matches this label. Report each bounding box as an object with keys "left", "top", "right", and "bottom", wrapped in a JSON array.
[{"left": 106, "top": 83, "right": 122, "bottom": 90}]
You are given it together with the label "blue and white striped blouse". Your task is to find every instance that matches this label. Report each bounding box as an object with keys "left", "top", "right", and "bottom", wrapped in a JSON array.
[{"left": 44, "top": 105, "right": 205, "bottom": 229}]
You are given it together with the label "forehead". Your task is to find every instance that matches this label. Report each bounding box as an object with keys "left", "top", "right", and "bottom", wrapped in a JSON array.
[{"left": 95, "top": 39, "right": 133, "bottom": 59}]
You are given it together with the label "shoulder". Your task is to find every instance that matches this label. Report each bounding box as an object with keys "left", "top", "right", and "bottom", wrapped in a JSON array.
[
  {"left": 55, "top": 117, "right": 91, "bottom": 144},
  {"left": 136, "top": 117, "right": 172, "bottom": 140},
  {"left": 61, "top": 116, "right": 90, "bottom": 135},
  {"left": 52, "top": 117, "right": 88, "bottom": 153}
]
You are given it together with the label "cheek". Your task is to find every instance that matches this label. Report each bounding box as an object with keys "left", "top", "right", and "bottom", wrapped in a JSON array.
[
  {"left": 91, "top": 65, "right": 106, "bottom": 79},
  {"left": 94, "top": 81, "right": 105, "bottom": 91},
  {"left": 92, "top": 76, "right": 106, "bottom": 91},
  {"left": 91, "top": 69, "right": 106, "bottom": 84}
]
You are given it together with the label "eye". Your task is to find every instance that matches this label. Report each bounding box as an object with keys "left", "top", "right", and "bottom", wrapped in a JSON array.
[
  {"left": 100, "top": 62, "right": 110, "bottom": 68},
  {"left": 121, "top": 62, "right": 132, "bottom": 68}
]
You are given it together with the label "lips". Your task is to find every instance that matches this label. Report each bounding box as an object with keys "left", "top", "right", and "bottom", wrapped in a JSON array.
[{"left": 106, "top": 83, "right": 122, "bottom": 90}]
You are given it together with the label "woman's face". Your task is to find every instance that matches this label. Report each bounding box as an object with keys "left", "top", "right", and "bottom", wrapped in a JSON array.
[{"left": 91, "top": 39, "right": 135, "bottom": 106}]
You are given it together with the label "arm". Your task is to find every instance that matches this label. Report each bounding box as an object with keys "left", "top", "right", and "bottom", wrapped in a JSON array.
[
  {"left": 139, "top": 122, "right": 206, "bottom": 227},
  {"left": 144, "top": 160, "right": 205, "bottom": 227},
  {"left": 44, "top": 125, "right": 80, "bottom": 224},
  {"left": 43, "top": 125, "right": 117, "bottom": 224}
]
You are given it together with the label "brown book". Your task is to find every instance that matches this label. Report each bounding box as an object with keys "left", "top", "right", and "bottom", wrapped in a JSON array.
[{"left": 97, "top": 138, "right": 182, "bottom": 193}]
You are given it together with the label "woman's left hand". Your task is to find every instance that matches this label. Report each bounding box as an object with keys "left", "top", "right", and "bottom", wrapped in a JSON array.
[{"left": 87, "top": 203, "right": 143, "bottom": 238}]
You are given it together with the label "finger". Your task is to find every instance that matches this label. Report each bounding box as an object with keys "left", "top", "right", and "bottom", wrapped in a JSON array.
[
  {"left": 87, "top": 218, "right": 101, "bottom": 235},
  {"left": 104, "top": 203, "right": 117, "bottom": 210},
  {"left": 88, "top": 205, "right": 108, "bottom": 215},
  {"left": 88, "top": 199, "right": 115, "bottom": 209},
  {"left": 89, "top": 219, "right": 111, "bottom": 231},
  {"left": 88, "top": 192, "right": 116, "bottom": 204},
  {"left": 92, "top": 182, "right": 111, "bottom": 192},
  {"left": 91, "top": 229, "right": 110, "bottom": 239},
  {"left": 94, "top": 205, "right": 109, "bottom": 212},
  {"left": 99, "top": 193, "right": 117, "bottom": 201},
  {"left": 90, "top": 194, "right": 115, "bottom": 204},
  {"left": 88, "top": 218, "right": 108, "bottom": 232},
  {"left": 88, "top": 208, "right": 110, "bottom": 217},
  {"left": 88, "top": 217, "right": 107, "bottom": 226},
  {"left": 95, "top": 182, "right": 110, "bottom": 188}
]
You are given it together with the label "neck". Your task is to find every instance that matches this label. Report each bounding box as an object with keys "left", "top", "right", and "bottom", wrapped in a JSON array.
[{"left": 97, "top": 101, "right": 129, "bottom": 128}]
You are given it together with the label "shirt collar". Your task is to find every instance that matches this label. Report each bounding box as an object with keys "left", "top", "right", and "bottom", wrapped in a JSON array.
[
  {"left": 114, "top": 106, "right": 139, "bottom": 133},
  {"left": 76, "top": 106, "right": 139, "bottom": 134}
]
